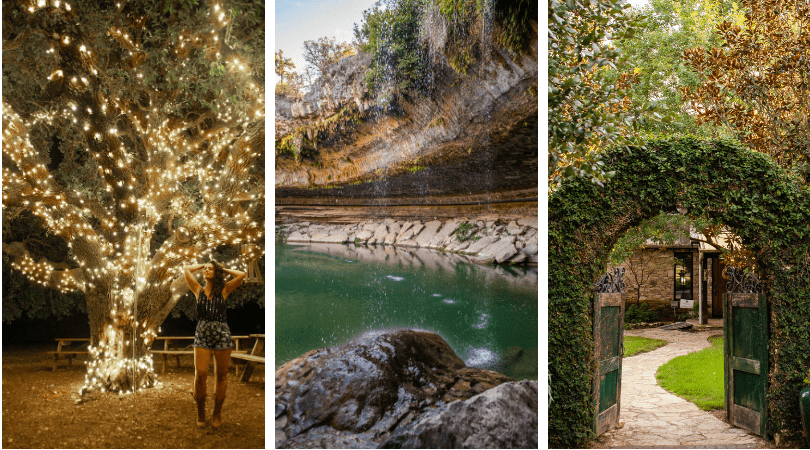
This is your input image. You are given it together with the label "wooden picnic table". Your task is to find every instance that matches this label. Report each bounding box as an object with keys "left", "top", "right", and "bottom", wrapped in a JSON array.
[
  {"left": 48, "top": 338, "right": 90, "bottom": 371},
  {"left": 230, "top": 334, "right": 264, "bottom": 382},
  {"left": 149, "top": 335, "right": 254, "bottom": 373},
  {"left": 48, "top": 334, "right": 260, "bottom": 375},
  {"left": 150, "top": 336, "right": 195, "bottom": 373}
]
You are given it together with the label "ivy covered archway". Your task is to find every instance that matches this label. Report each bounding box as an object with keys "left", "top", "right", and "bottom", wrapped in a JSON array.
[{"left": 549, "top": 138, "right": 810, "bottom": 447}]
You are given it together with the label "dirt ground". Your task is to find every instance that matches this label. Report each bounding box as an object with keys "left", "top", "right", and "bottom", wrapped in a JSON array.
[{"left": 2, "top": 344, "right": 265, "bottom": 449}]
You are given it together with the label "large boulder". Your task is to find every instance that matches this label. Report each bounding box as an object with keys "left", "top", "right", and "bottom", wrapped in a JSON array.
[
  {"left": 275, "top": 329, "right": 515, "bottom": 448},
  {"left": 427, "top": 220, "right": 460, "bottom": 248},
  {"left": 379, "top": 380, "right": 539, "bottom": 449},
  {"left": 414, "top": 220, "right": 442, "bottom": 247}
]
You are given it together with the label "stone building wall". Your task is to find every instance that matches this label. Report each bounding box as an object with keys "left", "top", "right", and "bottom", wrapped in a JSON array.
[{"left": 616, "top": 248, "right": 700, "bottom": 318}]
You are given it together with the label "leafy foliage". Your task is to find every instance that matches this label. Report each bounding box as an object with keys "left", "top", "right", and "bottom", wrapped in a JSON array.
[
  {"left": 548, "top": 0, "right": 661, "bottom": 189},
  {"left": 275, "top": 49, "right": 312, "bottom": 98},
  {"left": 355, "top": 0, "right": 431, "bottom": 100},
  {"left": 453, "top": 221, "right": 480, "bottom": 242},
  {"left": 491, "top": 0, "right": 536, "bottom": 56},
  {"left": 354, "top": 0, "right": 536, "bottom": 102},
  {"left": 275, "top": 49, "right": 296, "bottom": 83},
  {"left": 610, "top": 212, "right": 693, "bottom": 264},
  {"left": 610, "top": 0, "right": 745, "bottom": 138},
  {"left": 2, "top": 256, "right": 88, "bottom": 323},
  {"left": 274, "top": 105, "right": 363, "bottom": 163},
  {"left": 682, "top": 0, "right": 810, "bottom": 174},
  {"left": 549, "top": 137, "right": 810, "bottom": 447}
]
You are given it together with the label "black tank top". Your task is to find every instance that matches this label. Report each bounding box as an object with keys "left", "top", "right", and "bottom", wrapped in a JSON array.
[{"left": 197, "top": 289, "right": 227, "bottom": 322}]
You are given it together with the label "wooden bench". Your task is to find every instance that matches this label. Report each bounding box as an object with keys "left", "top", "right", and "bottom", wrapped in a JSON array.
[
  {"left": 47, "top": 338, "right": 90, "bottom": 371},
  {"left": 230, "top": 334, "right": 264, "bottom": 382}
]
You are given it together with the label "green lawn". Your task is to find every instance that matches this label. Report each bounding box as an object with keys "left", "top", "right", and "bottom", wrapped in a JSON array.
[
  {"left": 623, "top": 335, "right": 667, "bottom": 357},
  {"left": 655, "top": 335, "right": 724, "bottom": 410}
]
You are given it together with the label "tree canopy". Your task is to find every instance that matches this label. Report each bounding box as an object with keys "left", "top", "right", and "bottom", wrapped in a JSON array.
[
  {"left": 682, "top": 0, "right": 810, "bottom": 174},
  {"left": 610, "top": 0, "right": 744, "bottom": 138},
  {"left": 2, "top": 0, "right": 265, "bottom": 393},
  {"left": 548, "top": 0, "right": 660, "bottom": 189}
]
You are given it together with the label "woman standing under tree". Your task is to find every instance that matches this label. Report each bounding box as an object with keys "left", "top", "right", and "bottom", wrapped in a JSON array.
[{"left": 184, "top": 261, "right": 246, "bottom": 428}]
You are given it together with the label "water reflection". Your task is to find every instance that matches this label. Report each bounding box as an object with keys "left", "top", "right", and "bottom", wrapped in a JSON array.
[
  {"left": 288, "top": 242, "right": 538, "bottom": 289},
  {"left": 276, "top": 243, "right": 537, "bottom": 380}
]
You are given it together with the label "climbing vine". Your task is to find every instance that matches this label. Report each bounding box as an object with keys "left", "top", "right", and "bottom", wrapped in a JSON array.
[{"left": 549, "top": 137, "right": 810, "bottom": 447}]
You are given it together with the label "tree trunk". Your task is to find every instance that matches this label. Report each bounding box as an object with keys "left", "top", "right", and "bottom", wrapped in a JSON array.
[{"left": 82, "top": 283, "right": 180, "bottom": 394}]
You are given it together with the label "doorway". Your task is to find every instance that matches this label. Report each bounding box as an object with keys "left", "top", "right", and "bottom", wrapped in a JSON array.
[
  {"left": 710, "top": 255, "right": 726, "bottom": 318},
  {"left": 703, "top": 253, "right": 726, "bottom": 318}
]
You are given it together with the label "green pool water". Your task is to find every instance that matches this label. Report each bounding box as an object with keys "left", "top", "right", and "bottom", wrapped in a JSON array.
[{"left": 275, "top": 243, "right": 538, "bottom": 380}]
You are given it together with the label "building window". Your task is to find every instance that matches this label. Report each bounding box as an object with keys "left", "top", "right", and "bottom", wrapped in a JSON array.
[{"left": 674, "top": 252, "right": 693, "bottom": 300}]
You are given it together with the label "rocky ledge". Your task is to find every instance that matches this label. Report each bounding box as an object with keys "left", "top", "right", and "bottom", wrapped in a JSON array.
[
  {"left": 276, "top": 216, "right": 538, "bottom": 266},
  {"left": 275, "top": 329, "right": 538, "bottom": 449}
]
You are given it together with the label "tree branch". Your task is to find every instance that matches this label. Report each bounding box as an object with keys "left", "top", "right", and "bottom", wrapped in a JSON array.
[{"left": 3, "top": 241, "right": 85, "bottom": 292}]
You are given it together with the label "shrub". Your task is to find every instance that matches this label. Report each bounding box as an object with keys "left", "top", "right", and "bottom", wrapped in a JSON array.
[
  {"left": 625, "top": 302, "right": 657, "bottom": 323},
  {"left": 275, "top": 82, "right": 299, "bottom": 98}
]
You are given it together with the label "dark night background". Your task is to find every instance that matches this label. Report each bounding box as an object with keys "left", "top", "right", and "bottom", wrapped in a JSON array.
[{"left": 2, "top": 301, "right": 265, "bottom": 344}]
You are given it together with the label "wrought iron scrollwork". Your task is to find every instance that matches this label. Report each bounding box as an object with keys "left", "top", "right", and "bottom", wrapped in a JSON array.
[
  {"left": 595, "top": 267, "right": 626, "bottom": 294},
  {"left": 725, "top": 266, "right": 763, "bottom": 293}
]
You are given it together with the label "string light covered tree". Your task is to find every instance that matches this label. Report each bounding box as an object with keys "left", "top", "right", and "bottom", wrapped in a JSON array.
[{"left": 1, "top": 0, "right": 265, "bottom": 394}]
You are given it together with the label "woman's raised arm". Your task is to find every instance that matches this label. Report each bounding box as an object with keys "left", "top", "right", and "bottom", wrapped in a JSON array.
[
  {"left": 221, "top": 267, "right": 246, "bottom": 299},
  {"left": 184, "top": 264, "right": 205, "bottom": 297}
]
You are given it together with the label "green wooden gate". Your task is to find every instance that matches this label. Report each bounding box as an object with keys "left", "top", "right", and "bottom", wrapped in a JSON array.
[
  {"left": 593, "top": 269, "right": 625, "bottom": 435},
  {"left": 723, "top": 267, "right": 768, "bottom": 438}
]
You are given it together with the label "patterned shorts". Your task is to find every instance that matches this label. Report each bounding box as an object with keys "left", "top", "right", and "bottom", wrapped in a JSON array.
[{"left": 193, "top": 320, "right": 235, "bottom": 350}]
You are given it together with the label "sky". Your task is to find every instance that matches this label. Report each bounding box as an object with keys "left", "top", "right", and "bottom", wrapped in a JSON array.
[
  {"left": 275, "top": 0, "right": 378, "bottom": 83},
  {"left": 627, "top": 0, "right": 650, "bottom": 8}
]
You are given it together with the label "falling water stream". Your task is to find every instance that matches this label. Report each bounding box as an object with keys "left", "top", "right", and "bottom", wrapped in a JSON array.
[{"left": 275, "top": 242, "right": 538, "bottom": 380}]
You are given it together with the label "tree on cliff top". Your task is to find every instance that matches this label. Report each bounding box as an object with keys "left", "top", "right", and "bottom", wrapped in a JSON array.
[
  {"left": 2, "top": 0, "right": 265, "bottom": 394},
  {"left": 302, "top": 36, "right": 354, "bottom": 77}
]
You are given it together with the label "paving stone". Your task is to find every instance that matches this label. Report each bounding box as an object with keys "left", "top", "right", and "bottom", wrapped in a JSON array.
[{"left": 593, "top": 328, "right": 769, "bottom": 449}]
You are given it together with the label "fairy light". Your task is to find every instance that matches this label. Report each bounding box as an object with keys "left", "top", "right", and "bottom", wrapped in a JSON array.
[{"left": 2, "top": 1, "right": 265, "bottom": 395}]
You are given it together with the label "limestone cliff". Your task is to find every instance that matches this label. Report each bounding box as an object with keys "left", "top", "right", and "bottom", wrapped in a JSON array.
[{"left": 275, "top": 20, "right": 538, "bottom": 206}]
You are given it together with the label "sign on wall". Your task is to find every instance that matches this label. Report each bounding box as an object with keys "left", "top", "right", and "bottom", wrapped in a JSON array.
[{"left": 680, "top": 299, "right": 694, "bottom": 308}]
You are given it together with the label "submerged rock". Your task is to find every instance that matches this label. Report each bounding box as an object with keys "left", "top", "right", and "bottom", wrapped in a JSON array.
[{"left": 275, "top": 329, "right": 524, "bottom": 449}]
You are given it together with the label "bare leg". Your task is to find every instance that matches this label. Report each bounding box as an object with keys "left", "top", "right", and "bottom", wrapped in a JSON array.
[
  {"left": 193, "top": 347, "right": 212, "bottom": 427},
  {"left": 212, "top": 348, "right": 232, "bottom": 428}
]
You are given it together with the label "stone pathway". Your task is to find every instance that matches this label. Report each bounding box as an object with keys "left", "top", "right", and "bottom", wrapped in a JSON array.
[{"left": 594, "top": 328, "right": 770, "bottom": 449}]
